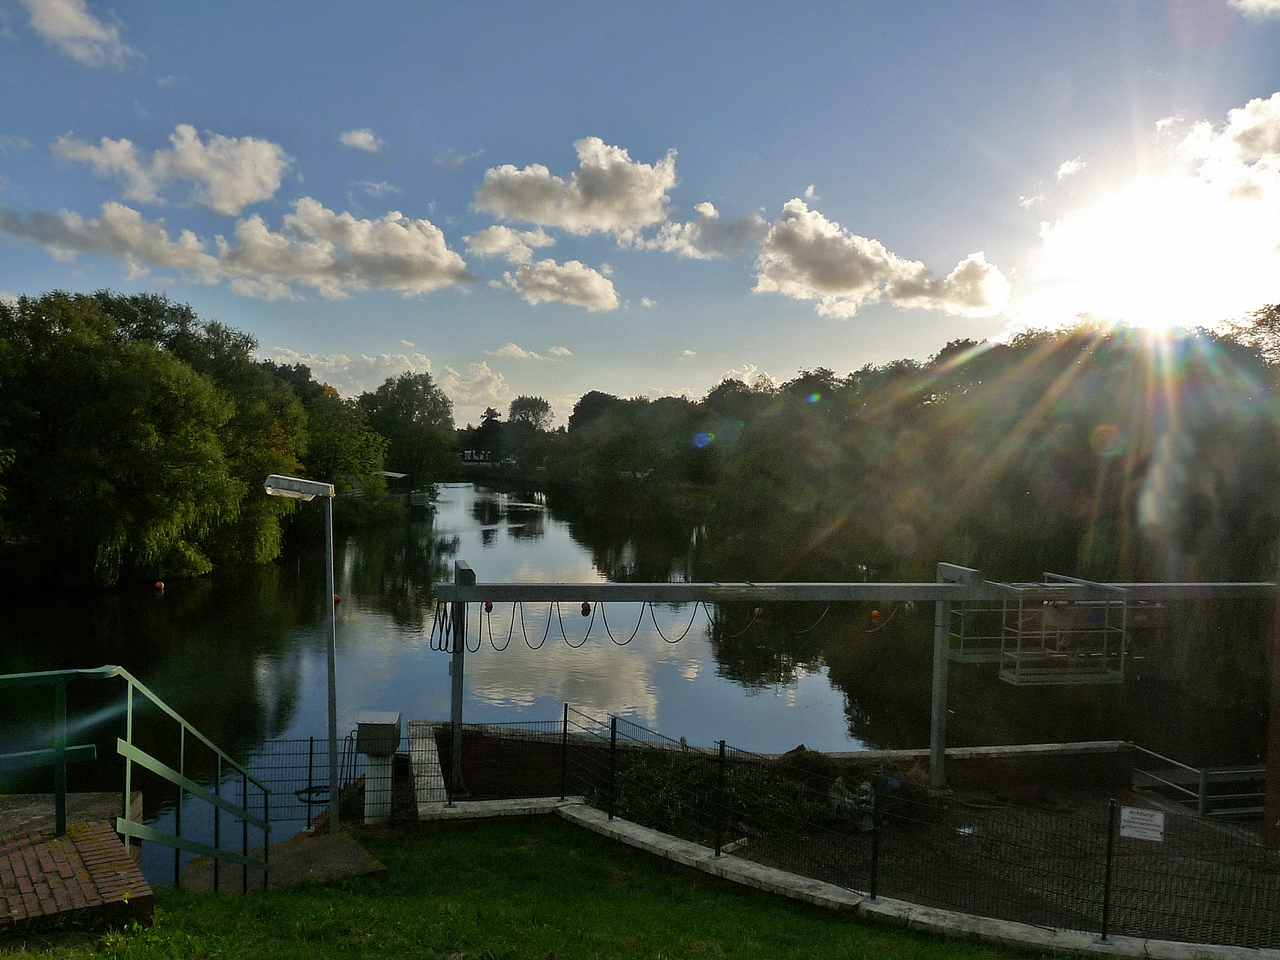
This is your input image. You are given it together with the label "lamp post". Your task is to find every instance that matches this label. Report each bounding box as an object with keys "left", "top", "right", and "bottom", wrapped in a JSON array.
[{"left": 263, "top": 474, "right": 339, "bottom": 833}]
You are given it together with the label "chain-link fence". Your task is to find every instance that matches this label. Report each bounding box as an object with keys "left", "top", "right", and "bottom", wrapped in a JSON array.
[{"left": 438, "top": 710, "right": 1280, "bottom": 950}]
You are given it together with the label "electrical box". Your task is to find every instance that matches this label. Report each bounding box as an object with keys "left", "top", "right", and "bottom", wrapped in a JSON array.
[{"left": 356, "top": 711, "right": 402, "bottom": 756}]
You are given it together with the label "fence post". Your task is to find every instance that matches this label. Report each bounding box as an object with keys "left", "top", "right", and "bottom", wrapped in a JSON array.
[
  {"left": 608, "top": 716, "right": 618, "bottom": 821},
  {"left": 869, "top": 786, "right": 880, "bottom": 901},
  {"left": 213, "top": 755, "right": 222, "bottom": 894},
  {"left": 53, "top": 682, "right": 67, "bottom": 837},
  {"left": 560, "top": 702, "right": 569, "bottom": 801},
  {"left": 1100, "top": 798, "right": 1117, "bottom": 941},
  {"left": 242, "top": 770, "right": 249, "bottom": 895},
  {"left": 715, "top": 740, "right": 726, "bottom": 858},
  {"left": 175, "top": 727, "right": 185, "bottom": 887},
  {"left": 263, "top": 789, "right": 270, "bottom": 891}
]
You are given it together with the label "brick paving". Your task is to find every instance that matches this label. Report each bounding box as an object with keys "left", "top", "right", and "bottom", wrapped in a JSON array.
[{"left": 0, "top": 821, "right": 152, "bottom": 928}]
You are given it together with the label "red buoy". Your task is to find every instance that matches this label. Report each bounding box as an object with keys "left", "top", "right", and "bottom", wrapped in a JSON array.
[
  {"left": 871, "top": 609, "right": 882, "bottom": 624},
  {"left": 581, "top": 601, "right": 591, "bottom": 617},
  {"left": 333, "top": 594, "right": 341, "bottom": 605},
  {"left": 484, "top": 601, "right": 493, "bottom": 613},
  {"left": 154, "top": 581, "right": 164, "bottom": 593}
]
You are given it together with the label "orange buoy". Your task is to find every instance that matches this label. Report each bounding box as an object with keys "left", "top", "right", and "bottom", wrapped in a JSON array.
[
  {"left": 871, "top": 609, "right": 882, "bottom": 624},
  {"left": 154, "top": 581, "right": 164, "bottom": 593}
]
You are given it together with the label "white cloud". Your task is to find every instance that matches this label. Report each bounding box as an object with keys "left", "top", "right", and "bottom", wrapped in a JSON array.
[
  {"left": 754, "top": 199, "right": 1010, "bottom": 318},
  {"left": 502, "top": 258, "right": 619, "bottom": 311},
  {"left": 1229, "top": 0, "right": 1280, "bottom": 16},
  {"left": 0, "top": 291, "right": 18, "bottom": 307},
  {"left": 1018, "top": 194, "right": 1044, "bottom": 210},
  {"left": 464, "top": 224, "right": 554, "bottom": 264},
  {"left": 435, "top": 149, "right": 483, "bottom": 171},
  {"left": 55, "top": 124, "right": 291, "bottom": 215},
  {"left": 681, "top": 349, "right": 696, "bottom": 357},
  {"left": 353, "top": 181, "right": 400, "bottom": 198},
  {"left": 640, "top": 297, "right": 656, "bottom": 307},
  {"left": 487, "top": 342, "right": 543, "bottom": 360},
  {"left": 722, "top": 363, "right": 778, "bottom": 390},
  {"left": 0, "top": 197, "right": 473, "bottom": 300},
  {"left": 20, "top": 0, "right": 136, "bottom": 67},
  {"left": 804, "top": 184, "right": 818, "bottom": 200},
  {"left": 640, "top": 201, "right": 768, "bottom": 259},
  {"left": 266, "top": 348, "right": 433, "bottom": 398},
  {"left": 339, "top": 129, "right": 383, "bottom": 153},
  {"left": 548, "top": 346, "right": 572, "bottom": 357},
  {"left": 0, "top": 201, "right": 220, "bottom": 277},
  {"left": 0, "top": 135, "right": 32, "bottom": 156},
  {"left": 1056, "top": 156, "right": 1086, "bottom": 183},
  {"left": 475, "top": 137, "right": 676, "bottom": 237},
  {"left": 439, "top": 361, "right": 515, "bottom": 424},
  {"left": 400, "top": 339, "right": 414, "bottom": 347}
]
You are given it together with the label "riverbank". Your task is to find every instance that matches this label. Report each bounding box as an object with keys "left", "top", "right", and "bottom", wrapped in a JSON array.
[{"left": 0, "top": 816, "right": 1044, "bottom": 960}]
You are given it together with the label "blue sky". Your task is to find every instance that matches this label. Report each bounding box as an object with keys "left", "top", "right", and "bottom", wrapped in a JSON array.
[{"left": 3, "top": 1, "right": 1280, "bottom": 424}]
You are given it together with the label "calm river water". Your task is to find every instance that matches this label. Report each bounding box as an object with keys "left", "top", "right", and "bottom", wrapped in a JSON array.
[{"left": 2, "top": 482, "right": 1268, "bottom": 875}]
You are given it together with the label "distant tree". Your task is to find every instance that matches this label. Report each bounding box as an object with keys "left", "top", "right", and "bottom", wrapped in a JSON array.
[
  {"left": 567, "top": 391, "right": 620, "bottom": 432},
  {"left": 359, "top": 372, "right": 455, "bottom": 482},
  {"left": 508, "top": 395, "right": 553, "bottom": 431},
  {"left": 305, "top": 387, "right": 388, "bottom": 496}
]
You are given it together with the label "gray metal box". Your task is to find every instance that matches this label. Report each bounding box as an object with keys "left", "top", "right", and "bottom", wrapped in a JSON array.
[{"left": 356, "top": 711, "right": 402, "bottom": 755}]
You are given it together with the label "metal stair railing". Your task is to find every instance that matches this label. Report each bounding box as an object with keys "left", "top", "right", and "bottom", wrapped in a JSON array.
[{"left": 0, "top": 665, "right": 270, "bottom": 891}]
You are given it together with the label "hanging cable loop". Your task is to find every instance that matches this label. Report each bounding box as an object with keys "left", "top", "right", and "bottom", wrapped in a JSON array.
[{"left": 601, "top": 601, "right": 646, "bottom": 645}]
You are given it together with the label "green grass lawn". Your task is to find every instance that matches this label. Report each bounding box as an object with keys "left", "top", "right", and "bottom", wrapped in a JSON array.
[{"left": 2, "top": 816, "right": 1050, "bottom": 960}]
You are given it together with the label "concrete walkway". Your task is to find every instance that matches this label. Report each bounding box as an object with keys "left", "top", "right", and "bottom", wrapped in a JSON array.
[{"left": 181, "top": 831, "right": 387, "bottom": 893}]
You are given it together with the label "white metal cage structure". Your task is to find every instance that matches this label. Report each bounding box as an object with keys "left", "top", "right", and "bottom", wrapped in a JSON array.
[{"left": 996, "top": 575, "right": 1128, "bottom": 685}]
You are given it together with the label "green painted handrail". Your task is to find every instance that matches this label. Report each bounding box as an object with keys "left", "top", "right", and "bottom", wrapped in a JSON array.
[{"left": 0, "top": 664, "right": 271, "bottom": 890}]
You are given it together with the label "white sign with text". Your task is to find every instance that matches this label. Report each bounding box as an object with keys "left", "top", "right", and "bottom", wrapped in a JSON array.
[{"left": 1119, "top": 806, "right": 1166, "bottom": 842}]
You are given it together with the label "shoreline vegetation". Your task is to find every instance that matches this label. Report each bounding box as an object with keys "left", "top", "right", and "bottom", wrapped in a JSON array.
[{"left": 0, "top": 816, "right": 1047, "bottom": 960}]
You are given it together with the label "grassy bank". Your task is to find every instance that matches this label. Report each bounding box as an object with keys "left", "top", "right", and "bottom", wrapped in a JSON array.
[{"left": 3, "top": 816, "right": 1044, "bottom": 960}]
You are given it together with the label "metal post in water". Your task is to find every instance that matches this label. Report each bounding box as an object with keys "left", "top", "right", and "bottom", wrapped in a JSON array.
[
  {"left": 53, "top": 682, "right": 67, "bottom": 837},
  {"left": 263, "top": 790, "right": 270, "bottom": 890},
  {"left": 608, "top": 716, "right": 617, "bottom": 821},
  {"left": 929, "top": 575, "right": 951, "bottom": 791},
  {"left": 715, "top": 739, "right": 726, "bottom": 858},
  {"left": 325, "top": 494, "right": 339, "bottom": 834},
  {"left": 306, "top": 736, "right": 314, "bottom": 823},
  {"left": 560, "top": 702, "right": 569, "bottom": 801},
  {"left": 449, "top": 561, "right": 475, "bottom": 799},
  {"left": 1100, "top": 798, "right": 1117, "bottom": 941}
]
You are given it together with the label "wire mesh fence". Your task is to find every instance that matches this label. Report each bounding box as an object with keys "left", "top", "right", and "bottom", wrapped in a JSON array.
[
  {"left": 234, "top": 734, "right": 367, "bottom": 835},
  {"left": 438, "top": 709, "right": 1280, "bottom": 950}
]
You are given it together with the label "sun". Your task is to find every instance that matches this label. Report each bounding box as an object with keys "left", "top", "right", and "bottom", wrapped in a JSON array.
[{"left": 1017, "top": 174, "right": 1280, "bottom": 332}]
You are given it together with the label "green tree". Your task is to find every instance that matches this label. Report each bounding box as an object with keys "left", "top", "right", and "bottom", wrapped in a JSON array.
[
  {"left": 0, "top": 293, "right": 242, "bottom": 585},
  {"left": 305, "top": 386, "right": 389, "bottom": 496},
  {"left": 359, "top": 372, "right": 455, "bottom": 482},
  {"left": 508, "top": 396, "right": 553, "bottom": 431},
  {"left": 92, "top": 291, "right": 308, "bottom": 564}
]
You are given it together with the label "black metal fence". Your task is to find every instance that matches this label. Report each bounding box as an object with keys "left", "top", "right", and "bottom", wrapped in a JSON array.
[
  {"left": 444, "top": 710, "right": 1280, "bottom": 950},
  {"left": 234, "top": 734, "right": 366, "bottom": 835}
]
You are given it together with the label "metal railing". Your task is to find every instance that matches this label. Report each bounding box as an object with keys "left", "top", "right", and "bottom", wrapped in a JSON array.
[
  {"left": 0, "top": 666, "right": 270, "bottom": 891},
  {"left": 1132, "top": 745, "right": 1267, "bottom": 819}
]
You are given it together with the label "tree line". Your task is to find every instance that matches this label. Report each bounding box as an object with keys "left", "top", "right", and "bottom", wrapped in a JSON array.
[{"left": 4, "top": 289, "right": 1279, "bottom": 595}]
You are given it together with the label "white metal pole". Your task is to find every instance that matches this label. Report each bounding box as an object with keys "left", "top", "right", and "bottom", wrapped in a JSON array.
[{"left": 326, "top": 495, "right": 339, "bottom": 833}]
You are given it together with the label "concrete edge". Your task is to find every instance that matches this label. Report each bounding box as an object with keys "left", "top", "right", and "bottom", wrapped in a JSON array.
[{"left": 402, "top": 795, "right": 1278, "bottom": 960}]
